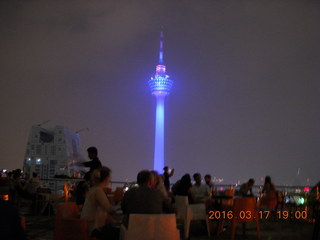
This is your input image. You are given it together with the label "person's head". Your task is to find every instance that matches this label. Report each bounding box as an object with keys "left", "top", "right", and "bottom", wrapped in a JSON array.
[
  {"left": 204, "top": 174, "right": 211, "bottom": 184},
  {"left": 13, "top": 169, "right": 22, "bottom": 180},
  {"left": 91, "top": 167, "right": 111, "bottom": 186},
  {"left": 163, "top": 166, "right": 169, "bottom": 173},
  {"left": 264, "top": 176, "right": 271, "bottom": 184},
  {"left": 137, "top": 170, "right": 153, "bottom": 187},
  {"left": 32, "top": 172, "right": 38, "bottom": 178},
  {"left": 248, "top": 178, "right": 255, "bottom": 187},
  {"left": 87, "top": 146, "right": 98, "bottom": 159},
  {"left": 193, "top": 173, "right": 202, "bottom": 185},
  {"left": 180, "top": 174, "right": 192, "bottom": 187},
  {"left": 150, "top": 171, "right": 160, "bottom": 188}
]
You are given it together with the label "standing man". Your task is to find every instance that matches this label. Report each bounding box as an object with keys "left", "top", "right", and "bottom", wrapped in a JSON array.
[
  {"left": 239, "top": 178, "right": 255, "bottom": 197},
  {"left": 163, "top": 166, "right": 174, "bottom": 192},
  {"left": 82, "top": 147, "right": 102, "bottom": 180},
  {"left": 204, "top": 174, "right": 217, "bottom": 196}
]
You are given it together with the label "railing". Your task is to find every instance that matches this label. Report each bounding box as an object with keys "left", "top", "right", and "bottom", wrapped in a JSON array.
[{"left": 39, "top": 178, "right": 313, "bottom": 199}]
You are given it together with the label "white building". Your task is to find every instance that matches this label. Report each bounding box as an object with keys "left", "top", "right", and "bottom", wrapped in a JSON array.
[{"left": 23, "top": 125, "right": 82, "bottom": 191}]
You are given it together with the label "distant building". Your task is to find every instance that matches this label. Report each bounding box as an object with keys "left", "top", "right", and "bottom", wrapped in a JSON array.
[{"left": 23, "top": 125, "right": 82, "bottom": 191}]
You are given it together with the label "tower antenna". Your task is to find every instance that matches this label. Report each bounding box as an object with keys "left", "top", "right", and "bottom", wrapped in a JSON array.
[
  {"left": 159, "top": 30, "right": 164, "bottom": 64},
  {"left": 37, "top": 120, "right": 51, "bottom": 127}
]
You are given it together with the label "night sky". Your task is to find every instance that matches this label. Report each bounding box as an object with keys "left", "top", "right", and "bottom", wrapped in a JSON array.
[{"left": 0, "top": 0, "right": 319, "bottom": 186}]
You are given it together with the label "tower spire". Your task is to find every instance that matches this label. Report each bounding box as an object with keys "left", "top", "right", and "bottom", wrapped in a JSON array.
[{"left": 159, "top": 31, "right": 164, "bottom": 64}]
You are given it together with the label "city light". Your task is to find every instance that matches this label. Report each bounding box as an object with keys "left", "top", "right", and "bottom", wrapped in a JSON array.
[{"left": 298, "top": 197, "right": 305, "bottom": 205}]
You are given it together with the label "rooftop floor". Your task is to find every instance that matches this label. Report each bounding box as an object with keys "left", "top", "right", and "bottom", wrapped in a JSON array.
[{"left": 24, "top": 214, "right": 315, "bottom": 240}]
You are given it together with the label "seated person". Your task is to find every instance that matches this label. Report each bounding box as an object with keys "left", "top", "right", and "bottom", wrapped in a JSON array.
[
  {"left": 190, "top": 173, "right": 210, "bottom": 203},
  {"left": 204, "top": 174, "right": 217, "bottom": 196},
  {"left": 80, "top": 167, "right": 120, "bottom": 240},
  {"left": 121, "top": 170, "right": 174, "bottom": 227},
  {"left": 239, "top": 178, "right": 255, "bottom": 197},
  {"left": 25, "top": 172, "right": 41, "bottom": 196},
  {"left": 308, "top": 181, "right": 320, "bottom": 205},
  {"left": 150, "top": 171, "right": 170, "bottom": 201},
  {"left": 74, "top": 173, "right": 91, "bottom": 206},
  {"left": 10, "top": 169, "right": 27, "bottom": 204},
  {"left": 260, "top": 176, "right": 277, "bottom": 208},
  {"left": 172, "top": 174, "right": 193, "bottom": 203}
]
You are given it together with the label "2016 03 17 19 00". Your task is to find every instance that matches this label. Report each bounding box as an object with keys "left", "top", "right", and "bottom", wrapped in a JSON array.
[{"left": 208, "top": 210, "right": 308, "bottom": 220}]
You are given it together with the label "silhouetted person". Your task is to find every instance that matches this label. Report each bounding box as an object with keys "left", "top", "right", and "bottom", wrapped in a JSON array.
[
  {"left": 150, "top": 171, "right": 169, "bottom": 200},
  {"left": 204, "top": 174, "right": 217, "bottom": 196},
  {"left": 122, "top": 170, "right": 173, "bottom": 226},
  {"left": 311, "top": 181, "right": 320, "bottom": 240},
  {"left": 25, "top": 172, "right": 42, "bottom": 214},
  {"left": 262, "top": 176, "right": 276, "bottom": 196},
  {"left": 260, "top": 176, "right": 277, "bottom": 208},
  {"left": 81, "top": 167, "right": 119, "bottom": 240},
  {"left": 82, "top": 147, "right": 102, "bottom": 181},
  {"left": 191, "top": 173, "right": 210, "bottom": 203},
  {"left": 10, "top": 169, "right": 26, "bottom": 204},
  {"left": 239, "top": 178, "right": 255, "bottom": 197},
  {"left": 310, "top": 181, "right": 320, "bottom": 200},
  {"left": 0, "top": 199, "right": 26, "bottom": 240},
  {"left": 172, "top": 174, "right": 193, "bottom": 203},
  {"left": 25, "top": 172, "right": 41, "bottom": 195},
  {"left": 163, "top": 166, "right": 174, "bottom": 192},
  {"left": 75, "top": 179, "right": 89, "bottom": 206}
]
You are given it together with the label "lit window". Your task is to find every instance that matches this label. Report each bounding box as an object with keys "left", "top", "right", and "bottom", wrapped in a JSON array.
[{"left": 36, "top": 158, "right": 41, "bottom": 165}]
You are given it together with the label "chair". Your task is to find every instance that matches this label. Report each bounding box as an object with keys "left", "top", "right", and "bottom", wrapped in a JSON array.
[
  {"left": 56, "top": 202, "right": 80, "bottom": 218},
  {"left": 175, "top": 195, "right": 210, "bottom": 238},
  {"left": 222, "top": 188, "right": 234, "bottom": 207},
  {"left": 54, "top": 217, "right": 95, "bottom": 240},
  {"left": 231, "top": 197, "right": 260, "bottom": 240},
  {"left": 312, "top": 203, "right": 320, "bottom": 240},
  {"left": 54, "top": 202, "right": 95, "bottom": 240},
  {"left": 20, "top": 216, "right": 26, "bottom": 231},
  {"left": 120, "top": 214, "right": 180, "bottom": 240}
]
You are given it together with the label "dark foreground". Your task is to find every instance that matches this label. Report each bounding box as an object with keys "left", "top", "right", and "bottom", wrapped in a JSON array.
[{"left": 25, "top": 214, "right": 314, "bottom": 240}]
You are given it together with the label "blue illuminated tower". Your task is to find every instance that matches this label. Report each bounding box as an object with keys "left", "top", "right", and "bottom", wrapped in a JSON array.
[{"left": 148, "top": 32, "right": 173, "bottom": 172}]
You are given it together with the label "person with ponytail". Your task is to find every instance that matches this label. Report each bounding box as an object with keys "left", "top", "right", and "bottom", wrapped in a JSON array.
[{"left": 81, "top": 167, "right": 120, "bottom": 239}]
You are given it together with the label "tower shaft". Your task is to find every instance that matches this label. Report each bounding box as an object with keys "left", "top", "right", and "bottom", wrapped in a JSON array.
[{"left": 153, "top": 96, "right": 165, "bottom": 172}]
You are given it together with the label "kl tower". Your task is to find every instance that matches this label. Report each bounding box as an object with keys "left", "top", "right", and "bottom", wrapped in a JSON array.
[{"left": 148, "top": 32, "right": 174, "bottom": 172}]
